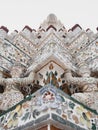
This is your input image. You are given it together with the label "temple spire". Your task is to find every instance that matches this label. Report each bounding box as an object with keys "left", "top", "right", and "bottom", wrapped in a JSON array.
[
  {"left": 47, "top": 13, "right": 57, "bottom": 24},
  {"left": 38, "top": 13, "right": 67, "bottom": 32}
]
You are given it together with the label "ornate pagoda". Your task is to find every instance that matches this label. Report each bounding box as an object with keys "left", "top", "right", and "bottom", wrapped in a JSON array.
[{"left": 0, "top": 14, "right": 98, "bottom": 130}]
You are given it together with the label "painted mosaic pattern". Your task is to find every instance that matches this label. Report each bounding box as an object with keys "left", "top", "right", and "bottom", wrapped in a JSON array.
[{"left": 0, "top": 84, "right": 98, "bottom": 130}]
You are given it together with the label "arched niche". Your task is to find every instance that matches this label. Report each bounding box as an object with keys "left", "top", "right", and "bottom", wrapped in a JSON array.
[{"left": 26, "top": 55, "right": 73, "bottom": 95}]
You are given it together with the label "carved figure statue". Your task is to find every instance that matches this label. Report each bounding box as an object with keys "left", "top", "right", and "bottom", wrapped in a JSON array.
[
  {"left": 64, "top": 68, "right": 98, "bottom": 110},
  {"left": 0, "top": 65, "right": 35, "bottom": 110}
]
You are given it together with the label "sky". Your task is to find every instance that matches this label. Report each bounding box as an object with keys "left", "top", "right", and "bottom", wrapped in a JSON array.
[{"left": 0, "top": 0, "right": 98, "bottom": 33}]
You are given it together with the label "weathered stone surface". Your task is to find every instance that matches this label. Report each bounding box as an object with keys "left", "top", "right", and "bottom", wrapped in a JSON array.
[{"left": 0, "top": 14, "right": 98, "bottom": 130}]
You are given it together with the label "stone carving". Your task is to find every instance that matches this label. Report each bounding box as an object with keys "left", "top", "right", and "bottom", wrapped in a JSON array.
[
  {"left": 64, "top": 68, "right": 98, "bottom": 110},
  {"left": 0, "top": 14, "right": 98, "bottom": 113},
  {"left": 0, "top": 85, "right": 97, "bottom": 130},
  {"left": 0, "top": 65, "right": 35, "bottom": 110}
]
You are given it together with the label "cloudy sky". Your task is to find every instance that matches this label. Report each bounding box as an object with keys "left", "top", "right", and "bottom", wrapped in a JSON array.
[{"left": 0, "top": 0, "right": 98, "bottom": 33}]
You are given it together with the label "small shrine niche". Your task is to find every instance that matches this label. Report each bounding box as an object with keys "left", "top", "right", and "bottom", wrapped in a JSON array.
[
  {"left": 35, "top": 61, "right": 64, "bottom": 87},
  {"left": 33, "top": 61, "right": 71, "bottom": 95}
]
